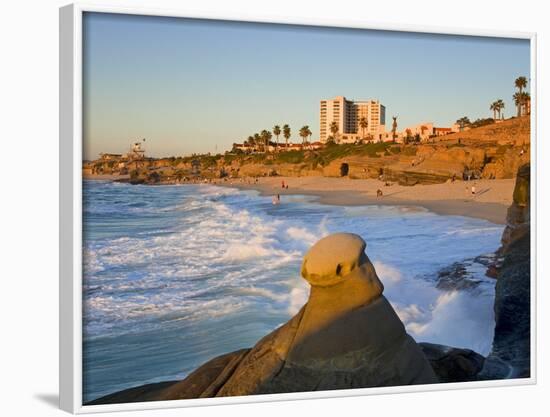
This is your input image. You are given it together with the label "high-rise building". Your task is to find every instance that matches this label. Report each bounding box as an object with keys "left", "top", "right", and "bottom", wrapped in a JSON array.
[{"left": 319, "top": 96, "right": 386, "bottom": 143}]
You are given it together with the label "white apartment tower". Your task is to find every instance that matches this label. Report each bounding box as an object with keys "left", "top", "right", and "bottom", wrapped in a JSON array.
[{"left": 319, "top": 96, "right": 386, "bottom": 143}]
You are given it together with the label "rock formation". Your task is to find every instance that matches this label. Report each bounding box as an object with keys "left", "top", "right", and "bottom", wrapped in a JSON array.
[
  {"left": 419, "top": 343, "right": 485, "bottom": 383},
  {"left": 479, "top": 164, "right": 531, "bottom": 379},
  {"left": 90, "top": 233, "right": 437, "bottom": 405},
  {"left": 210, "top": 233, "right": 437, "bottom": 396}
]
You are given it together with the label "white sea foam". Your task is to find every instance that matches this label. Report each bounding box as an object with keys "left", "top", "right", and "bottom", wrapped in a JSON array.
[{"left": 372, "top": 261, "right": 402, "bottom": 285}]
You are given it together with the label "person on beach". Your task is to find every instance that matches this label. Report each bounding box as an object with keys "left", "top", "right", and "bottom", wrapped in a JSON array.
[
  {"left": 377, "top": 189, "right": 383, "bottom": 197},
  {"left": 471, "top": 184, "right": 476, "bottom": 196},
  {"left": 282, "top": 180, "right": 285, "bottom": 189}
]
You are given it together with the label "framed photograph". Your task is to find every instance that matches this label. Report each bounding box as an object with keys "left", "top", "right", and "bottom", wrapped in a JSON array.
[{"left": 60, "top": 3, "right": 536, "bottom": 413}]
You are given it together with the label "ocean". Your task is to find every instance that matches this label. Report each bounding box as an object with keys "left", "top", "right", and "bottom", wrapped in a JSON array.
[{"left": 82, "top": 180, "right": 503, "bottom": 402}]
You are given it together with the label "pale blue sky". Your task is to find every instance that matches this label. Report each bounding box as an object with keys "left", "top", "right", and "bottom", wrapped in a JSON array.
[{"left": 83, "top": 12, "right": 530, "bottom": 159}]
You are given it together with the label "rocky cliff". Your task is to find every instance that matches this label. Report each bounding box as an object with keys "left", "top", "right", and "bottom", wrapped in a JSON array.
[
  {"left": 85, "top": 117, "right": 530, "bottom": 186},
  {"left": 479, "top": 164, "right": 531, "bottom": 379}
]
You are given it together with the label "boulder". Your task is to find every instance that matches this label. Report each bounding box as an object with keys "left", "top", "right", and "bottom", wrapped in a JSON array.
[{"left": 419, "top": 343, "right": 485, "bottom": 383}]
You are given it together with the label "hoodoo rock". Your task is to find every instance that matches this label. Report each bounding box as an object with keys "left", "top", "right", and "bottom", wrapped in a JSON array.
[
  {"left": 90, "top": 233, "right": 437, "bottom": 405},
  {"left": 213, "top": 233, "right": 437, "bottom": 396}
]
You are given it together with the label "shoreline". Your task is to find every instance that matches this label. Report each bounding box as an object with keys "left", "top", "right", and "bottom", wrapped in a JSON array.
[
  {"left": 84, "top": 174, "right": 512, "bottom": 224},
  {"left": 217, "top": 177, "right": 512, "bottom": 225}
]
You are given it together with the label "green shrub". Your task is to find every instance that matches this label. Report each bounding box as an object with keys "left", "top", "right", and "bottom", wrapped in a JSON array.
[{"left": 275, "top": 150, "right": 305, "bottom": 164}]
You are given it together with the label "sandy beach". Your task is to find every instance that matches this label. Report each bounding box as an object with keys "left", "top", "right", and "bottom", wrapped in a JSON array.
[{"left": 219, "top": 176, "right": 515, "bottom": 225}]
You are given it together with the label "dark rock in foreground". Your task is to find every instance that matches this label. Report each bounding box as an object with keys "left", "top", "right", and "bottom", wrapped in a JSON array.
[{"left": 419, "top": 343, "right": 485, "bottom": 383}]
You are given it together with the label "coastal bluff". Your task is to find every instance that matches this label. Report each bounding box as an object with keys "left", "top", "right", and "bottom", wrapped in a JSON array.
[
  {"left": 90, "top": 233, "right": 438, "bottom": 404},
  {"left": 84, "top": 116, "right": 530, "bottom": 187},
  {"left": 479, "top": 163, "right": 531, "bottom": 379}
]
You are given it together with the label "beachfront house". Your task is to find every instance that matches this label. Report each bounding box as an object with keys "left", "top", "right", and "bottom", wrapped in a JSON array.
[{"left": 99, "top": 153, "right": 123, "bottom": 161}]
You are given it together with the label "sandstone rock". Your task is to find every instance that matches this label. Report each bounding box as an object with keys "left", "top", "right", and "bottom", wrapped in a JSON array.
[
  {"left": 479, "top": 163, "right": 531, "bottom": 380},
  {"left": 500, "top": 163, "right": 530, "bottom": 253},
  {"left": 213, "top": 233, "right": 437, "bottom": 396},
  {"left": 481, "top": 148, "right": 530, "bottom": 179},
  {"left": 322, "top": 156, "right": 389, "bottom": 179}
]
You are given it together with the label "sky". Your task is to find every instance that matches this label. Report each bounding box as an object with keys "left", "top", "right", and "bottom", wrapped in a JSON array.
[{"left": 83, "top": 12, "right": 530, "bottom": 159}]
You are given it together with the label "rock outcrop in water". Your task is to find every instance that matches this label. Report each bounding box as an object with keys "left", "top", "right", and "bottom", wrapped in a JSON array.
[
  {"left": 209, "top": 233, "right": 438, "bottom": 396},
  {"left": 90, "top": 233, "right": 437, "bottom": 404}
]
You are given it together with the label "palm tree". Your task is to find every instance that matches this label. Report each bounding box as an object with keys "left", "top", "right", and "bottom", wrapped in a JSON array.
[
  {"left": 514, "top": 76, "right": 528, "bottom": 116},
  {"left": 266, "top": 131, "right": 273, "bottom": 152},
  {"left": 246, "top": 135, "right": 255, "bottom": 152},
  {"left": 283, "top": 124, "right": 291, "bottom": 149},
  {"left": 490, "top": 101, "right": 498, "bottom": 120},
  {"left": 329, "top": 121, "right": 339, "bottom": 143},
  {"left": 260, "top": 129, "right": 269, "bottom": 152},
  {"left": 359, "top": 117, "right": 368, "bottom": 142},
  {"left": 391, "top": 116, "right": 398, "bottom": 143},
  {"left": 496, "top": 99, "right": 505, "bottom": 119},
  {"left": 514, "top": 91, "right": 531, "bottom": 117},
  {"left": 513, "top": 93, "right": 522, "bottom": 117},
  {"left": 306, "top": 126, "right": 312, "bottom": 148},
  {"left": 273, "top": 125, "right": 281, "bottom": 152},
  {"left": 299, "top": 126, "right": 310, "bottom": 147},
  {"left": 515, "top": 76, "right": 527, "bottom": 94},
  {"left": 253, "top": 133, "right": 262, "bottom": 152}
]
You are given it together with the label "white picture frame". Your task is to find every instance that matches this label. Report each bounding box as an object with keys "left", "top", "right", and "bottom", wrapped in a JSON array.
[{"left": 59, "top": 3, "right": 537, "bottom": 413}]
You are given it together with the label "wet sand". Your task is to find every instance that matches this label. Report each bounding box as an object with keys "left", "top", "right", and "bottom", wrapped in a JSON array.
[{"left": 219, "top": 177, "right": 514, "bottom": 225}]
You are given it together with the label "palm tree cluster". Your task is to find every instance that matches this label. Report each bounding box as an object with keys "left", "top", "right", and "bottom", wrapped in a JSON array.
[
  {"left": 242, "top": 123, "right": 311, "bottom": 153},
  {"left": 514, "top": 76, "right": 530, "bottom": 117},
  {"left": 299, "top": 126, "right": 313, "bottom": 147},
  {"left": 490, "top": 99, "right": 505, "bottom": 120},
  {"left": 244, "top": 129, "right": 275, "bottom": 153}
]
